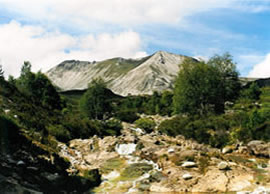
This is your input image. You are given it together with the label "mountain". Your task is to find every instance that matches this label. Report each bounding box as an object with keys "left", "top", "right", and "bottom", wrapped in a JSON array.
[{"left": 46, "top": 51, "right": 196, "bottom": 96}]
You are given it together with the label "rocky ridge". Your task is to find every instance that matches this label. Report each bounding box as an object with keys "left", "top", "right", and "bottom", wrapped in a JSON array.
[{"left": 46, "top": 51, "right": 194, "bottom": 96}]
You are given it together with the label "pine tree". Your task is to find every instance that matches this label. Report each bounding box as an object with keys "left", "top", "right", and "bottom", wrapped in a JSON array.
[{"left": 0, "top": 65, "right": 4, "bottom": 79}]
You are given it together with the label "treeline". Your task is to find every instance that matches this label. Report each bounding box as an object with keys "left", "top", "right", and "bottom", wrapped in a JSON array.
[{"left": 0, "top": 62, "right": 122, "bottom": 144}]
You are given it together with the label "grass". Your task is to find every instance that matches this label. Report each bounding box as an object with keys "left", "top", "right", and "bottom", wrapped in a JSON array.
[
  {"left": 225, "top": 155, "right": 252, "bottom": 164},
  {"left": 119, "top": 163, "right": 153, "bottom": 181},
  {"left": 92, "top": 56, "right": 151, "bottom": 77},
  {"left": 197, "top": 156, "right": 210, "bottom": 174},
  {"left": 100, "top": 157, "right": 126, "bottom": 174}
]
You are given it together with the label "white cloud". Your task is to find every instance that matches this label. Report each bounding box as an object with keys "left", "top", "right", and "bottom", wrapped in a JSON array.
[
  {"left": 0, "top": 0, "right": 236, "bottom": 26},
  {"left": 248, "top": 53, "right": 270, "bottom": 78},
  {"left": 0, "top": 21, "right": 147, "bottom": 77}
]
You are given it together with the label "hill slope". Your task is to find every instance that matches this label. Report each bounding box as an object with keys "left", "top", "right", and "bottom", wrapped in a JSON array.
[{"left": 46, "top": 51, "right": 196, "bottom": 96}]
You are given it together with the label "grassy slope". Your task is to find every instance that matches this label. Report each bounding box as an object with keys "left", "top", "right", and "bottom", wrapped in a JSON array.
[{"left": 93, "top": 56, "right": 151, "bottom": 78}]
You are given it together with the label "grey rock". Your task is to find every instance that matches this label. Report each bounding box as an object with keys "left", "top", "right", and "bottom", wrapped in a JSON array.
[
  {"left": 218, "top": 161, "right": 229, "bottom": 170},
  {"left": 222, "top": 146, "right": 235, "bottom": 154},
  {"left": 183, "top": 173, "right": 193, "bottom": 180},
  {"left": 16, "top": 160, "right": 25, "bottom": 167},
  {"left": 247, "top": 141, "right": 270, "bottom": 158}
]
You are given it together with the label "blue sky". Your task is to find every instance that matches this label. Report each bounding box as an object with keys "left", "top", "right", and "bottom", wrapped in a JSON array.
[{"left": 0, "top": 0, "right": 269, "bottom": 78}]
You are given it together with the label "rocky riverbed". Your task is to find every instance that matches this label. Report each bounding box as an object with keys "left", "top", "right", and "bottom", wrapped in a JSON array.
[{"left": 58, "top": 122, "right": 270, "bottom": 193}]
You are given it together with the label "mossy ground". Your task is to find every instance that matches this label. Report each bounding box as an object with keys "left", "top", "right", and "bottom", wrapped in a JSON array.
[
  {"left": 100, "top": 157, "right": 126, "bottom": 174},
  {"left": 119, "top": 163, "right": 153, "bottom": 181}
]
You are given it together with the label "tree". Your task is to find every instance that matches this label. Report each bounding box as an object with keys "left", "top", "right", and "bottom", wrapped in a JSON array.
[
  {"left": 20, "top": 61, "right": 32, "bottom": 77},
  {"left": 208, "top": 53, "right": 241, "bottom": 112},
  {"left": 240, "top": 82, "right": 261, "bottom": 101},
  {"left": 79, "top": 79, "right": 112, "bottom": 120},
  {"left": 16, "top": 62, "right": 62, "bottom": 110},
  {"left": 0, "top": 65, "right": 4, "bottom": 79},
  {"left": 173, "top": 54, "right": 240, "bottom": 115},
  {"left": 31, "top": 72, "right": 62, "bottom": 110},
  {"left": 16, "top": 61, "right": 35, "bottom": 95},
  {"left": 160, "top": 91, "right": 173, "bottom": 115},
  {"left": 173, "top": 58, "right": 221, "bottom": 115}
]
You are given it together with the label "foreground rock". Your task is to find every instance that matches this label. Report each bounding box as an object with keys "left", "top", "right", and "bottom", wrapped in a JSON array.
[
  {"left": 0, "top": 130, "right": 102, "bottom": 194},
  {"left": 58, "top": 123, "right": 270, "bottom": 193}
]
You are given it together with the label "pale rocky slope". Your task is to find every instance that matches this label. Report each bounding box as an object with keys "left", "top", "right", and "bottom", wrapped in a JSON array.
[{"left": 46, "top": 51, "right": 195, "bottom": 96}]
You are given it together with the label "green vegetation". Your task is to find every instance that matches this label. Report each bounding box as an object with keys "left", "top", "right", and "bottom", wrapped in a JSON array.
[
  {"left": 135, "top": 118, "right": 156, "bottom": 133},
  {"left": 100, "top": 157, "right": 126, "bottom": 174},
  {"left": 173, "top": 53, "right": 240, "bottom": 115},
  {"left": 80, "top": 79, "right": 112, "bottom": 120},
  {"left": 119, "top": 163, "right": 153, "bottom": 180},
  {"left": 93, "top": 56, "right": 151, "bottom": 77}
]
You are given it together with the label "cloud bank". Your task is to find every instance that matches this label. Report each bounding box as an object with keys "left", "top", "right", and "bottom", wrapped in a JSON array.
[
  {"left": 0, "top": 21, "right": 147, "bottom": 77},
  {"left": 0, "top": 0, "right": 236, "bottom": 26},
  {"left": 249, "top": 54, "right": 270, "bottom": 78}
]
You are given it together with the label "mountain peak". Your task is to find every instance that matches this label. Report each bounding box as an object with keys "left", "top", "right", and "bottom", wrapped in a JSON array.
[{"left": 46, "top": 52, "right": 195, "bottom": 96}]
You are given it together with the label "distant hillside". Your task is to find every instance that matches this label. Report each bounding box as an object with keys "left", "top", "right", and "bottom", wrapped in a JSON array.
[
  {"left": 47, "top": 51, "right": 197, "bottom": 96},
  {"left": 240, "top": 77, "right": 270, "bottom": 88}
]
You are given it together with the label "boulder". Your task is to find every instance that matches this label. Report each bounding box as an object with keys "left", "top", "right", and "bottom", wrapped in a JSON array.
[
  {"left": 218, "top": 161, "right": 229, "bottom": 170},
  {"left": 247, "top": 141, "right": 270, "bottom": 158},
  {"left": 222, "top": 145, "right": 235, "bottom": 154},
  {"left": 16, "top": 160, "right": 25, "bottom": 167},
  {"left": 192, "top": 168, "right": 228, "bottom": 192},
  {"left": 168, "top": 148, "right": 175, "bottom": 154},
  {"left": 237, "top": 146, "right": 249, "bottom": 154},
  {"left": 183, "top": 173, "right": 193, "bottom": 180}
]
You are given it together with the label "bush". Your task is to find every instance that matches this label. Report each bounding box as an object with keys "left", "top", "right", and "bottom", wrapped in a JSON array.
[
  {"left": 115, "top": 109, "right": 139, "bottom": 123},
  {"left": 158, "top": 115, "right": 231, "bottom": 148},
  {"left": 47, "top": 125, "right": 71, "bottom": 142},
  {"left": 103, "top": 118, "right": 122, "bottom": 136},
  {"left": 135, "top": 118, "right": 156, "bottom": 133},
  {"left": 158, "top": 116, "right": 192, "bottom": 137},
  {"left": 252, "top": 121, "right": 270, "bottom": 141},
  {"left": 240, "top": 82, "right": 261, "bottom": 101}
]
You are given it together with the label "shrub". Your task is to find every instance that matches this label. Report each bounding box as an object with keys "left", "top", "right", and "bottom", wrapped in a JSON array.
[
  {"left": 135, "top": 118, "right": 156, "bottom": 133},
  {"left": 158, "top": 116, "right": 191, "bottom": 137},
  {"left": 47, "top": 125, "right": 71, "bottom": 142},
  {"left": 103, "top": 118, "right": 122, "bottom": 136},
  {"left": 115, "top": 109, "right": 139, "bottom": 123},
  {"left": 252, "top": 121, "right": 270, "bottom": 141}
]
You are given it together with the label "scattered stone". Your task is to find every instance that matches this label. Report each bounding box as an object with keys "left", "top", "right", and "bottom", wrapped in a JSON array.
[
  {"left": 228, "top": 162, "right": 237, "bottom": 166},
  {"left": 168, "top": 148, "right": 174, "bottom": 153},
  {"left": 16, "top": 160, "right": 25, "bottom": 167},
  {"left": 248, "top": 158, "right": 256, "bottom": 163},
  {"left": 131, "top": 127, "right": 145, "bottom": 134},
  {"left": 26, "top": 166, "right": 39, "bottom": 172},
  {"left": 222, "top": 145, "right": 235, "bottom": 154},
  {"left": 181, "top": 161, "right": 196, "bottom": 168},
  {"left": 237, "top": 146, "right": 249, "bottom": 154},
  {"left": 182, "top": 173, "right": 193, "bottom": 180},
  {"left": 218, "top": 161, "right": 229, "bottom": 170}
]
